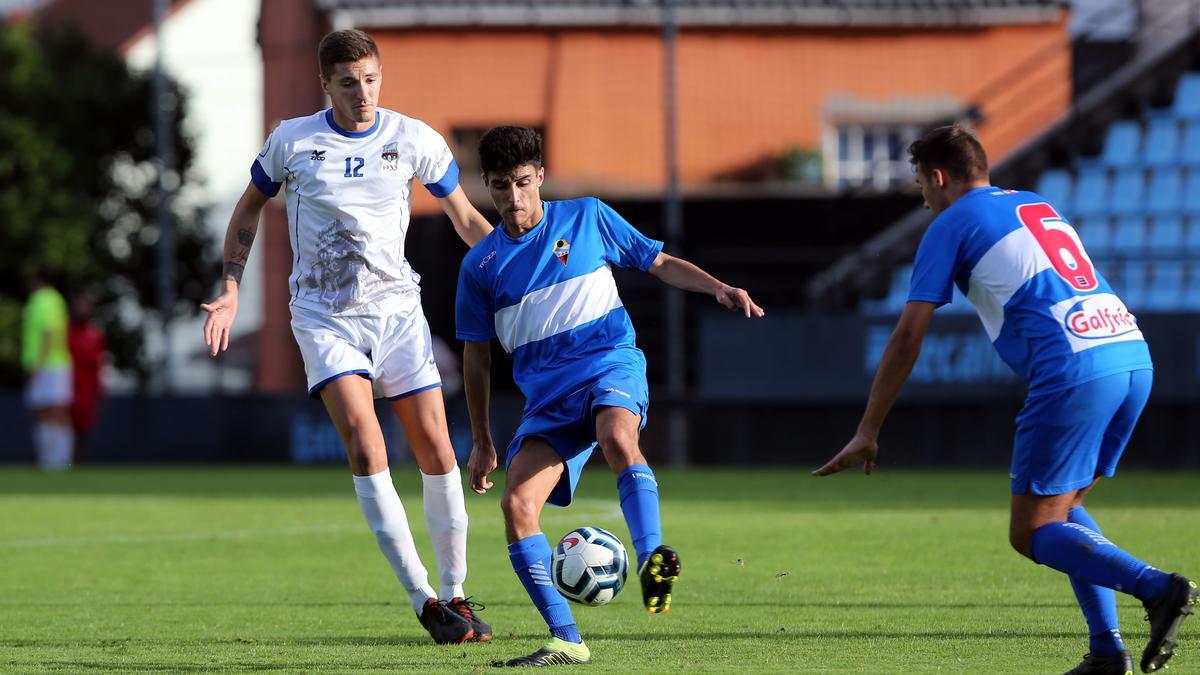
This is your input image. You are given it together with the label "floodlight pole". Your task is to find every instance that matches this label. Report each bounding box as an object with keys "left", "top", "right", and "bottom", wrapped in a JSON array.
[
  {"left": 662, "top": 0, "right": 687, "bottom": 468},
  {"left": 153, "top": 0, "right": 176, "bottom": 392}
]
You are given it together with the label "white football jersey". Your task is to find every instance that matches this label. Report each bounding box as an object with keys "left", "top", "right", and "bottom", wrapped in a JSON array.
[{"left": 251, "top": 108, "right": 460, "bottom": 315}]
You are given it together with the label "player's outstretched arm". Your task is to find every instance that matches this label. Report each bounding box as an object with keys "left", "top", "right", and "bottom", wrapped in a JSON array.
[
  {"left": 813, "top": 300, "right": 936, "bottom": 476},
  {"left": 463, "top": 340, "right": 498, "bottom": 494},
  {"left": 647, "top": 252, "right": 765, "bottom": 318},
  {"left": 200, "top": 182, "right": 269, "bottom": 357},
  {"left": 437, "top": 186, "right": 493, "bottom": 247}
]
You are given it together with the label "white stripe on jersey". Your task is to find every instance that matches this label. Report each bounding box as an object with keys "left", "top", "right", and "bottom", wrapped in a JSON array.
[
  {"left": 966, "top": 226, "right": 1052, "bottom": 341},
  {"left": 494, "top": 265, "right": 623, "bottom": 353}
]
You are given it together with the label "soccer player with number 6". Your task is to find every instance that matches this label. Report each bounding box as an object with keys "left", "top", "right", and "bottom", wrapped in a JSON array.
[{"left": 814, "top": 125, "right": 1196, "bottom": 675}]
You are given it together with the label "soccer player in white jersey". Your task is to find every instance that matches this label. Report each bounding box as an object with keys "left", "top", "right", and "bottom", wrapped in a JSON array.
[
  {"left": 456, "top": 126, "right": 764, "bottom": 667},
  {"left": 201, "top": 29, "right": 494, "bottom": 645},
  {"left": 815, "top": 125, "right": 1196, "bottom": 675}
]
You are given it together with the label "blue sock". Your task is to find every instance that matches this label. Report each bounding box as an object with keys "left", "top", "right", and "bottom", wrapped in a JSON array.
[
  {"left": 508, "top": 534, "right": 581, "bottom": 643},
  {"left": 1030, "top": 521, "right": 1172, "bottom": 602},
  {"left": 617, "top": 464, "right": 662, "bottom": 568},
  {"left": 1067, "top": 507, "right": 1125, "bottom": 657}
]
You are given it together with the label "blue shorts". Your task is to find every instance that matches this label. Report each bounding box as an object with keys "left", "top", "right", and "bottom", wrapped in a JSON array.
[
  {"left": 506, "top": 367, "right": 649, "bottom": 507},
  {"left": 1010, "top": 369, "right": 1152, "bottom": 495}
]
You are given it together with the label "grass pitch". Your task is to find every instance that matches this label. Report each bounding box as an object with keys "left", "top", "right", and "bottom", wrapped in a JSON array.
[{"left": 1, "top": 466, "right": 1198, "bottom": 673}]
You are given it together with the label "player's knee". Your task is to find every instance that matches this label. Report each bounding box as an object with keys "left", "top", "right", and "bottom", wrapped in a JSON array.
[
  {"left": 500, "top": 491, "right": 539, "bottom": 528},
  {"left": 597, "top": 429, "right": 642, "bottom": 468},
  {"left": 1008, "top": 527, "right": 1034, "bottom": 559}
]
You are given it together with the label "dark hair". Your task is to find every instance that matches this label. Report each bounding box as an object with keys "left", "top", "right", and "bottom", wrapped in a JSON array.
[
  {"left": 908, "top": 124, "right": 989, "bottom": 181},
  {"left": 479, "top": 126, "right": 543, "bottom": 175},
  {"left": 318, "top": 29, "right": 380, "bottom": 77}
]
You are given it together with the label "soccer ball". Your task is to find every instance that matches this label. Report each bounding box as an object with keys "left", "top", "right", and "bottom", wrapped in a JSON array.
[{"left": 551, "top": 526, "right": 628, "bottom": 606}]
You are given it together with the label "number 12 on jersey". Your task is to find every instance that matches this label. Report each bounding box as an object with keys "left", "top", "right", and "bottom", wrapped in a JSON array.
[
  {"left": 344, "top": 156, "right": 364, "bottom": 178},
  {"left": 1017, "top": 202, "right": 1097, "bottom": 291}
]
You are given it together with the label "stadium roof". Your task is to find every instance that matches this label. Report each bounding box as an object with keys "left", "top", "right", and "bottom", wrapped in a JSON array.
[{"left": 316, "top": 0, "right": 1066, "bottom": 28}]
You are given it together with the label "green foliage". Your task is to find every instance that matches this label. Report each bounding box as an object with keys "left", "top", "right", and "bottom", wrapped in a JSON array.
[
  {"left": 0, "top": 22, "right": 217, "bottom": 386},
  {"left": 1, "top": 468, "right": 1198, "bottom": 672}
]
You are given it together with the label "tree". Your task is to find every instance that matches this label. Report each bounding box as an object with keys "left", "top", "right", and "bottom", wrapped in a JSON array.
[{"left": 0, "top": 21, "right": 217, "bottom": 386}]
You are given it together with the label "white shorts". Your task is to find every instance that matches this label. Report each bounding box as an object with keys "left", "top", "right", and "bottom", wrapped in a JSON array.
[
  {"left": 26, "top": 368, "right": 73, "bottom": 408},
  {"left": 290, "top": 298, "right": 443, "bottom": 400}
]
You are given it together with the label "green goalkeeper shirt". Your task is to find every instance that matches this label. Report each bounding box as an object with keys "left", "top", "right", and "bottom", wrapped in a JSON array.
[{"left": 21, "top": 286, "right": 71, "bottom": 371}]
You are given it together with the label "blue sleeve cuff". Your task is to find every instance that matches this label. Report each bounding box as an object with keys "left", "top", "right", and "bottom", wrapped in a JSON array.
[
  {"left": 424, "top": 159, "right": 460, "bottom": 198},
  {"left": 638, "top": 240, "right": 666, "bottom": 272},
  {"left": 251, "top": 160, "right": 282, "bottom": 198}
]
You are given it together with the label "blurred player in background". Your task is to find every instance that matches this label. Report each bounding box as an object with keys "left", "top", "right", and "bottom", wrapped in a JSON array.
[
  {"left": 815, "top": 125, "right": 1197, "bottom": 675},
  {"left": 201, "top": 29, "right": 494, "bottom": 645},
  {"left": 22, "top": 269, "right": 73, "bottom": 471},
  {"left": 67, "top": 291, "right": 106, "bottom": 463},
  {"left": 458, "top": 126, "right": 764, "bottom": 667}
]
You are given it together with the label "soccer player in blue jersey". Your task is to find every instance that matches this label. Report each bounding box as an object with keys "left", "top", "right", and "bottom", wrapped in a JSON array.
[
  {"left": 201, "top": 29, "right": 494, "bottom": 645},
  {"left": 457, "top": 126, "right": 764, "bottom": 667},
  {"left": 814, "top": 125, "right": 1197, "bottom": 675}
]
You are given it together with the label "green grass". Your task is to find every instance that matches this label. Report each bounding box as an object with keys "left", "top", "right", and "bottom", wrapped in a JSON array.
[{"left": 1, "top": 467, "right": 1198, "bottom": 673}]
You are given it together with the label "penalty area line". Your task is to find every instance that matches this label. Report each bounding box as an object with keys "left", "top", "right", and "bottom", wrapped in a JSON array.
[{"left": 0, "top": 524, "right": 359, "bottom": 549}]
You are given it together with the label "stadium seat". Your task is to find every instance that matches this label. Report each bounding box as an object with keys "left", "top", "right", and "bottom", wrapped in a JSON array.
[
  {"left": 1035, "top": 168, "right": 1073, "bottom": 211},
  {"left": 1184, "top": 263, "right": 1200, "bottom": 310},
  {"left": 1120, "top": 260, "right": 1149, "bottom": 309},
  {"left": 1185, "top": 218, "right": 1200, "bottom": 255},
  {"left": 1146, "top": 168, "right": 1183, "bottom": 215},
  {"left": 1144, "top": 118, "right": 1181, "bottom": 167},
  {"left": 1081, "top": 216, "right": 1113, "bottom": 257},
  {"left": 1148, "top": 215, "right": 1185, "bottom": 255},
  {"left": 1073, "top": 167, "right": 1109, "bottom": 218},
  {"left": 1181, "top": 122, "right": 1200, "bottom": 167},
  {"left": 1184, "top": 172, "right": 1200, "bottom": 215},
  {"left": 1101, "top": 121, "right": 1141, "bottom": 167},
  {"left": 1108, "top": 168, "right": 1145, "bottom": 215},
  {"left": 1112, "top": 215, "right": 1147, "bottom": 255},
  {"left": 1172, "top": 73, "right": 1200, "bottom": 120},
  {"left": 1145, "top": 261, "right": 1185, "bottom": 311}
]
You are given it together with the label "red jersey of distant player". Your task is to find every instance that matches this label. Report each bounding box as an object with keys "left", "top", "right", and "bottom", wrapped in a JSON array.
[{"left": 67, "top": 319, "right": 106, "bottom": 433}]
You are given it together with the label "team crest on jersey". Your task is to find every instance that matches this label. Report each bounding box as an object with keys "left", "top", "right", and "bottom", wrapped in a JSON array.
[
  {"left": 381, "top": 142, "right": 399, "bottom": 170},
  {"left": 553, "top": 239, "right": 571, "bottom": 266}
]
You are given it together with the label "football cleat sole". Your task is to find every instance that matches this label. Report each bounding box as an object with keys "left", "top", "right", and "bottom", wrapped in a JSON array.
[{"left": 640, "top": 545, "right": 681, "bottom": 614}]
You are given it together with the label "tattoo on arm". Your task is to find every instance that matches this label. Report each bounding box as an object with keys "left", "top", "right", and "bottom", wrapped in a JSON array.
[
  {"left": 223, "top": 261, "right": 245, "bottom": 284},
  {"left": 237, "top": 228, "right": 255, "bottom": 247}
]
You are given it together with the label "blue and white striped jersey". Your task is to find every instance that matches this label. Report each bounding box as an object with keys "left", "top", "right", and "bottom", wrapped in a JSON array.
[
  {"left": 251, "top": 108, "right": 460, "bottom": 315},
  {"left": 456, "top": 197, "right": 663, "bottom": 413},
  {"left": 909, "top": 186, "right": 1152, "bottom": 395}
]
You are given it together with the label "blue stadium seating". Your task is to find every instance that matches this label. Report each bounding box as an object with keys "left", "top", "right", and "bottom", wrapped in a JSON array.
[
  {"left": 1183, "top": 172, "right": 1200, "bottom": 215},
  {"left": 1147, "top": 167, "right": 1183, "bottom": 215},
  {"left": 1101, "top": 121, "right": 1141, "bottom": 167},
  {"left": 1146, "top": 261, "right": 1186, "bottom": 311},
  {"left": 1073, "top": 167, "right": 1109, "bottom": 218},
  {"left": 1185, "top": 218, "right": 1200, "bottom": 255},
  {"left": 1108, "top": 168, "right": 1145, "bottom": 215},
  {"left": 1173, "top": 73, "right": 1200, "bottom": 120},
  {"left": 1181, "top": 122, "right": 1200, "bottom": 167},
  {"left": 1148, "top": 215, "right": 1185, "bottom": 255},
  {"left": 1080, "top": 216, "right": 1113, "bottom": 258},
  {"left": 1120, "top": 260, "right": 1149, "bottom": 309},
  {"left": 1144, "top": 119, "right": 1181, "bottom": 167},
  {"left": 1112, "top": 215, "right": 1147, "bottom": 254},
  {"left": 865, "top": 71, "right": 1200, "bottom": 316},
  {"left": 1036, "top": 168, "right": 1073, "bottom": 211}
]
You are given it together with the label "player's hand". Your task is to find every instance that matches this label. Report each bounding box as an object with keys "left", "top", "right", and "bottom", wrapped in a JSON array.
[
  {"left": 468, "top": 441, "right": 498, "bottom": 494},
  {"left": 200, "top": 287, "right": 239, "bottom": 357},
  {"left": 715, "top": 284, "right": 765, "bottom": 318},
  {"left": 812, "top": 433, "right": 879, "bottom": 476}
]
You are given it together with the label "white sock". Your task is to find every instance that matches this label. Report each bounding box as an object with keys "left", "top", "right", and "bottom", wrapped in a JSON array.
[
  {"left": 50, "top": 425, "right": 73, "bottom": 470},
  {"left": 353, "top": 469, "right": 436, "bottom": 613},
  {"left": 34, "top": 424, "right": 53, "bottom": 469},
  {"left": 422, "top": 465, "right": 468, "bottom": 600}
]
